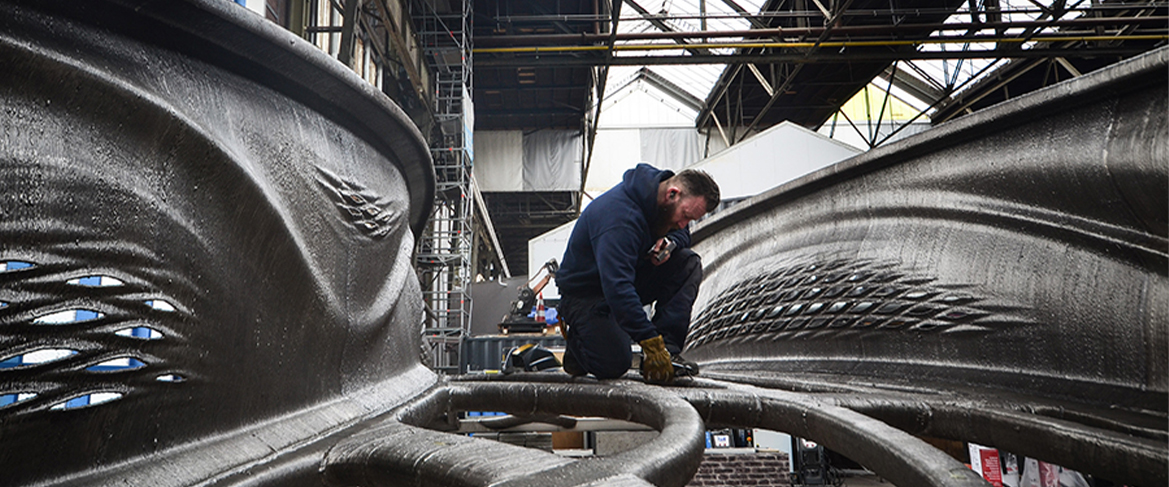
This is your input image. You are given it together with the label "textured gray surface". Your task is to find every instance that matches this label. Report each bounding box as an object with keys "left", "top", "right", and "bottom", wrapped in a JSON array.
[
  {"left": 319, "top": 375, "right": 992, "bottom": 487},
  {"left": 0, "top": 0, "right": 433, "bottom": 485},
  {"left": 686, "top": 47, "right": 1168, "bottom": 486},
  {"left": 596, "top": 430, "right": 659, "bottom": 456},
  {"left": 323, "top": 378, "right": 706, "bottom": 487},
  {"left": 689, "top": 50, "right": 1167, "bottom": 407}
]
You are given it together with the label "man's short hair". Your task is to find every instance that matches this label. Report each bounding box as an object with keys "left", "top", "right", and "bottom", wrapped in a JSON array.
[{"left": 672, "top": 169, "right": 720, "bottom": 213}]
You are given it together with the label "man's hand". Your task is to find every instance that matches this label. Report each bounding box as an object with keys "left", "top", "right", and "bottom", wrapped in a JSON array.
[
  {"left": 639, "top": 335, "right": 673, "bottom": 384},
  {"left": 648, "top": 237, "right": 676, "bottom": 266}
]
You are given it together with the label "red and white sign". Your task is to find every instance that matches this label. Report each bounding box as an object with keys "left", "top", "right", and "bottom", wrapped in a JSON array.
[{"left": 968, "top": 443, "right": 1004, "bottom": 487}]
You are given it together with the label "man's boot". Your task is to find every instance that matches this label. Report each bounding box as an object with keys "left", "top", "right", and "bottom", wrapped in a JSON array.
[{"left": 561, "top": 347, "right": 586, "bottom": 377}]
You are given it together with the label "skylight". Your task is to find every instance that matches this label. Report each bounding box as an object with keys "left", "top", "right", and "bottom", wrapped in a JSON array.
[
  {"left": 607, "top": 0, "right": 767, "bottom": 101},
  {"left": 600, "top": 0, "right": 1105, "bottom": 124}
]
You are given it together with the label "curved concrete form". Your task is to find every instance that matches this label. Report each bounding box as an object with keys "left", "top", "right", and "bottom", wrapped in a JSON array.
[
  {"left": 687, "top": 47, "right": 1168, "bottom": 486},
  {"left": 323, "top": 378, "right": 707, "bottom": 487},
  {"left": 318, "top": 374, "right": 992, "bottom": 487},
  {"left": 676, "top": 382, "right": 989, "bottom": 487},
  {"left": 0, "top": 1, "right": 434, "bottom": 485},
  {"left": 1, "top": 1, "right": 1165, "bottom": 486}
]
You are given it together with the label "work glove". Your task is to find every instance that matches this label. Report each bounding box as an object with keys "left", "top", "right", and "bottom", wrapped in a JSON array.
[{"left": 639, "top": 335, "right": 673, "bottom": 384}]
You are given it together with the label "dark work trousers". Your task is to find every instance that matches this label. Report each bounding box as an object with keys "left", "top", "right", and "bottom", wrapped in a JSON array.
[{"left": 559, "top": 248, "right": 702, "bottom": 379}]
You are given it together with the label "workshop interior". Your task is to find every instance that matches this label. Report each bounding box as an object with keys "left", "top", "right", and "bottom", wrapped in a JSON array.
[{"left": 0, "top": 0, "right": 1164, "bottom": 486}]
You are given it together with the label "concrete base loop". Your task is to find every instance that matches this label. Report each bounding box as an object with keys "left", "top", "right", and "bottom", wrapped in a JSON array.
[
  {"left": 703, "top": 372, "right": 1167, "bottom": 487},
  {"left": 322, "top": 377, "right": 706, "bottom": 487},
  {"left": 322, "top": 375, "right": 1000, "bottom": 487}
]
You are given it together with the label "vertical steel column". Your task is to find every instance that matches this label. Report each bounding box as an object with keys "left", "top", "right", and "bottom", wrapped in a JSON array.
[{"left": 415, "top": 0, "right": 473, "bottom": 374}]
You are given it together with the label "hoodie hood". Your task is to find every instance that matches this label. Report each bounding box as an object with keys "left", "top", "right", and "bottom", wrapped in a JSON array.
[{"left": 622, "top": 163, "right": 673, "bottom": 225}]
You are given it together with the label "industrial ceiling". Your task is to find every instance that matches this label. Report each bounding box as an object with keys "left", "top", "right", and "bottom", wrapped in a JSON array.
[
  {"left": 471, "top": 0, "right": 1165, "bottom": 133},
  {"left": 282, "top": 0, "right": 1168, "bottom": 276},
  {"left": 466, "top": 0, "right": 1166, "bottom": 275}
]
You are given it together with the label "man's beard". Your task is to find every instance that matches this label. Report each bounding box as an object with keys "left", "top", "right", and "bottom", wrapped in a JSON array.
[{"left": 652, "top": 199, "right": 678, "bottom": 238}]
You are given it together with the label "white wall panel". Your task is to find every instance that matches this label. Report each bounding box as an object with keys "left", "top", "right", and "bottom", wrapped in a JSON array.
[
  {"left": 599, "top": 88, "right": 696, "bottom": 128},
  {"left": 689, "top": 122, "right": 861, "bottom": 200},
  {"left": 528, "top": 220, "right": 576, "bottom": 299},
  {"left": 586, "top": 129, "right": 643, "bottom": 195}
]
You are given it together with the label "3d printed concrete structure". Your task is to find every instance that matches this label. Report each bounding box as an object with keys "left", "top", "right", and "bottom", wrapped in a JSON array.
[
  {"left": 686, "top": 44, "right": 1168, "bottom": 487},
  {"left": 0, "top": 1, "right": 1163, "bottom": 486}
]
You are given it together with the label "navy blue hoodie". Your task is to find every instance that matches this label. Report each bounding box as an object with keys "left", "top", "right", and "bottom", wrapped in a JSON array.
[{"left": 556, "top": 163, "right": 691, "bottom": 342}]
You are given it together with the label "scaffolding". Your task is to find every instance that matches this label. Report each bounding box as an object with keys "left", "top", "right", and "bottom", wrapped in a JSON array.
[{"left": 414, "top": 0, "right": 473, "bottom": 374}]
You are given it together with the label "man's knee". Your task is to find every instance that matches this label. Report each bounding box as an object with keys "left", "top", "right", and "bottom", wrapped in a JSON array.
[
  {"left": 570, "top": 338, "right": 626, "bottom": 378},
  {"left": 590, "top": 362, "right": 631, "bottom": 380},
  {"left": 678, "top": 248, "right": 703, "bottom": 282},
  {"left": 580, "top": 345, "right": 632, "bottom": 379},
  {"left": 568, "top": 325, "right": 633, "bottom": 380}
]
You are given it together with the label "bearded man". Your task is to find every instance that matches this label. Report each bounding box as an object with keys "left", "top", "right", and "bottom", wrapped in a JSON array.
[{"left": 556, "top": 163, "right": 720, "bottom": 384}]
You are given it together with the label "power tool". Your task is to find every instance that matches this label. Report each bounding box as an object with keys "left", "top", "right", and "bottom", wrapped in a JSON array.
[{"left": 499, "top": 259, "right": 558, "bottom": 334}]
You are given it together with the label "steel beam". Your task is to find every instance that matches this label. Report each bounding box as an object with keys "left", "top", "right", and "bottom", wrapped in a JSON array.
[
  {"left": 623, "top": 0, "right": 713, "bottom": 56},
  {"left": 337, "top": 0, "right": 361, "bottom": 67},
  {"left": 736, "top": 0, "right": 856, "bottom": 142},
  {"left": 582, "top": 0, "right": 623, "bottom": 201},
  {"left": 475, "top": 14, "right": 1169, "bottom": 46},
  {"left": 877, "top": 62, "right": 946, "bottom": 105},
  {"left": 475, "top": 46, "right": 1152, "bottom": 66},
  {"left": 370, "top": 0, "right": 432, "bottom": 113}
]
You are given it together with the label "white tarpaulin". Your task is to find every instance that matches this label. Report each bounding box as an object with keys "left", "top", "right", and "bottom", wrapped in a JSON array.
[
  {"left": 473, "top": 129, "right": 582, "bottom": 192},
  {"left": 639, "top": 128, "right": 701, "bottom": 173},
  {"left": 523, "top": 129, "right": 581, "bottom": 191},
  {"left": 587, "top": 129, "right": 643, "bottom": 193},
  {"left": 472, "top": 130, "right": 523, "bottom": 191},
  {"left": 586, "top": 127, "right": 712, "bottom": 195}
]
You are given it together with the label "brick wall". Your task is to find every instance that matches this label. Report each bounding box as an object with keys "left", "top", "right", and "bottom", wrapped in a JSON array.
[{"left": 686, "top": 451, "right": 793, "bottom": 487}]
